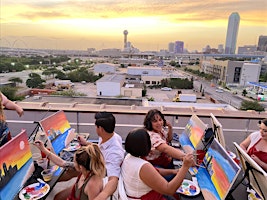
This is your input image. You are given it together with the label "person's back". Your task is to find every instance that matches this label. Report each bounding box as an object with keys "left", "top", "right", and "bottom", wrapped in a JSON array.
[
  {"left": 121, "top": 128, "right": 194, "bottom": 200},
  {"left": 121, "top": 154, "right": 151, "bottom": 198},
  {"left": 79, "top": 112, "right": 125, "bottom": 199}
]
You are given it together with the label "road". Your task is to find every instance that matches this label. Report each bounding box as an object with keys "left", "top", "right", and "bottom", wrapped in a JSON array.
[{"left": 193, "top": 79, "right": 243, "bottom": 109}]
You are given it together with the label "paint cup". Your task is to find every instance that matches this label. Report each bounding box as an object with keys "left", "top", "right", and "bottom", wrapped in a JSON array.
[
  {"left": 37, "top": 158, "right": 48, "bottom": 169},
  {"left": 196, "top": 150, "right": 205, "bottom": 165},
  {"left": 32, "top": 153, "right": 42, "bottom": 162},
  {"left": 41, "top": 169, "right": 53, "bottom": 182}
]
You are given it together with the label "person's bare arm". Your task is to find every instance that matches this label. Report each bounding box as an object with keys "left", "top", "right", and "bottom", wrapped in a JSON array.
[
  {"left": 34, "top": 140, "right": 69, "bottom": 167},
  {"left": 240, "top": 136, "right": 251, "bottom": 151},
  {"left": 140, "top": 153, "right": 194, "bottom": 195},
  {"left": 251, "top": 155, "right": 267, "bottom": 171},
  {"left": 157, "top": 143, "right": 185, "bottom": 160},
  {"left": 156, "top": 167, "right": 179, "bottom": 176},
  {"left": 93, "top": 176, "right": 118, "bottom": 200},
  {"left": 78, "top": 135, "right": 91, "bottom": 146},
  {"left": 165, "top": 120, "right": 173, "bottom": 142},
  {"left": 2, "top": 96, "right": 24, "bottom": 117}
]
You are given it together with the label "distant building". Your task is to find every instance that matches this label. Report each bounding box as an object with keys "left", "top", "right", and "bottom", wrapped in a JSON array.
[
  {"left": 201, "top": 59, "right": 261, "bottom": 86},
  {"left": 174, "top": 41, "right": 184, "bottom": 54},
  {"left": 96, "top": 74, "right": 125, "bottom": 96},
  {"left": 257, "top": 35, "right": 267, "bottom": 52},
  {"left": 97, "top": 48, "right": 121, "bottom": 58},
  {"left": 239, "top": 62, "right": 261, "bottom": 87},
  {"left": 225, "top": 12, "right": 240, "bottom": 54},
  {"left": 127, "top": 66, "right": 162, "bottom": 76},
  {"left": 168, "top": 42, "right": 175, "bottom": 53},
  {"left": 0, "top": 81, "right": 15, "bottom": 88},
  {"left": 93, "top": 63, "right": 117, "bottom": 74},
  {"left": 238, "top": 45, "right": 257, "bottom": 54},
  {"left": 218, "top": 44, "right": 224, "bottom": 54}
]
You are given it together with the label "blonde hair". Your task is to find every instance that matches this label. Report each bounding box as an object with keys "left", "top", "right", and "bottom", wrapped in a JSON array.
[{"left": 75, "top": 143, "right": 106, "bottom": 177}]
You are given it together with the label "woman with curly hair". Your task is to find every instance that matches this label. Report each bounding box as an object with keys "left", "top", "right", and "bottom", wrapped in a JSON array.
[{"left": 143, "top": 109, "right": 186, "bottom": 180}]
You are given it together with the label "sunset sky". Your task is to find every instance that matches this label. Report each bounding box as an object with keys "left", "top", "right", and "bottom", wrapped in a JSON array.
[{"left": 1, "top": 0, "right": 266, "bottom": 52}]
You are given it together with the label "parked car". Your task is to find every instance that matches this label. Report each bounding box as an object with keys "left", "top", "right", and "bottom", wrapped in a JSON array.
[
  {"left": 161, "top": 87, "right": 172, "bottom": 91},
  {"left": 216, "top": 89, "right": 224, "bottom": 93}
]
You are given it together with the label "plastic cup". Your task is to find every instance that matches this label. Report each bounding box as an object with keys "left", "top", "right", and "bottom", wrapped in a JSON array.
[
  {"left": 41, "top": 169, "right": 53, "bottom": 182},
  {"left": 196, "top": 150, "right": 206, "bottom": 165},
  {"left": 32, "top": 153, "right": 42, "bottom": 162}
]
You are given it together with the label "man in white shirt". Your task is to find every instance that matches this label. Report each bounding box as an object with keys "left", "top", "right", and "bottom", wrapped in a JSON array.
[{"left": 79, "top": 112, "right": 125, "bottom": 200}]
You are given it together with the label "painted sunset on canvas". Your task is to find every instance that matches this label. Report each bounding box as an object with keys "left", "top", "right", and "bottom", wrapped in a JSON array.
[
  {"left": 40, "top": 110, "right": 71, "bottom": 137},
  {"left": 197, "top": 139, "right": 241, "bottom": 200},
  {"left": 0, "top": 130, "right": 33, "bottom": 199}
]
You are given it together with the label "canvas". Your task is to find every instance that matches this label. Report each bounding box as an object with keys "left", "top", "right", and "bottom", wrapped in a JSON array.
[
  {"left": 210, "top": 113, "right": 226, "bottom": 148},
  {"left": 179, "top": 114, "right": 207, "bottom": 153},
  {"left": 196, "top": 139, "right": 241, "bottom": 200},
  {"left": 39, "top": 110, "right": 76, "bottom": 154},
  {"left": 0, "top": 129, "right": 34, "bottom": 200}
]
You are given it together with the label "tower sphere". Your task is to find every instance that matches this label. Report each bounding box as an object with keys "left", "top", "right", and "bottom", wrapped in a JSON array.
[{"left": 123, "top": 30, "right": 128, "bottom": 35}]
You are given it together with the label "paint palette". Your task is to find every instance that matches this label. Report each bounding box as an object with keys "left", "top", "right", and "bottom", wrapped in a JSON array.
[
  {"left": 177, "top": 179, "right": 200, "bottom": 196},
  {"left": 19, "top": 182, "right": 50, "bottom": 200},
  {"left": 64, "top": 142, "right": 81, "bottom": 151}
]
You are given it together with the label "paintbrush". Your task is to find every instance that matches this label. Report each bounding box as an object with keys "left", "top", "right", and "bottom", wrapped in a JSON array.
[{"left": 195, "top": 164, "right": 206, "bottom": 168}]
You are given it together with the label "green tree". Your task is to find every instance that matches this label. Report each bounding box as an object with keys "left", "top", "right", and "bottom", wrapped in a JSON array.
[
  {"left": 8, "top": 77, "right": 23, "bottom": 86},
  {"left": 242, "top": 89, "right": 247, "bottom": 96},
  {"left": 26, "top": 73, "right": 46, "bottom": 88},
  {"left": 240, "top": 100, "right": 265, "bottom": 112},
  {"left": 0, "top": 86, "right": 18, "bottom": 101}
]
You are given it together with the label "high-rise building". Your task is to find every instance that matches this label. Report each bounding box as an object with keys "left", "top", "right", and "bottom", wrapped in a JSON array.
[
  {"left": 174, "top": 41, "right": 184, "bottom": 54},
  {"left": 257, "top": 35, "right": 267, "bottom": 52},
  {"left": 168, "top": 42, "right": 175, "bottom": 53},
  {"left": 225, "top": 12, "right": 240, "bottom": 54},
  {"left": 218, "top": 44, "right": 224, "bottom": 54}
]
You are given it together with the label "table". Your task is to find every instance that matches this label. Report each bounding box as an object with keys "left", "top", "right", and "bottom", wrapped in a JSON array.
[{"left": 14, "top": 163, "right": 65, "bottom": 200}]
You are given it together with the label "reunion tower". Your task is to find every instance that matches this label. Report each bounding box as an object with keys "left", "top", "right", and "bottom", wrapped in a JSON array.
[{"left": 123, "top": 30, "right": 128, "bottom": 49}]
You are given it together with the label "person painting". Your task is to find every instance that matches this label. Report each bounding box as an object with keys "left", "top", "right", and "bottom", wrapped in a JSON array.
[
  {"left": 34, "top": 140, "right": 106, "bottom": 200},
  {"left": 0, "top": 92, "right": 24, "bottom": 146},
  {"left": 121, "top": 128, "right": 194, "bottom": 200},
  {"left": 143, "top": 109, "right": 186, "bottom": 177},
  {"left": 240, "top": 119, "right": 267, "bottom": 171}
]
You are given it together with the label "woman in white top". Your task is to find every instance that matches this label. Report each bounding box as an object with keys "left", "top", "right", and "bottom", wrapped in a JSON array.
[{"left": 121, "top": 128, "right": 194, "bottom": 200}]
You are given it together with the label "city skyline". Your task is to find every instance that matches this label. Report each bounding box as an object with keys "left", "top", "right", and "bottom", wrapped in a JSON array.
[{"left": 1, "top": 0, "right": 267, "bottom": 52}]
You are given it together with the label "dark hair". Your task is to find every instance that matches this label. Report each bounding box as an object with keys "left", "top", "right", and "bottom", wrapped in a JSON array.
[
  {"left": 259, "top": 118, "right": 267, "bottom": 126},
  {"left": 125, "top": 128, "right": 151, "bottom": 157},
  {"left": 95, "top": 112, "right": 115, "bottom": 133},
  {"left": 143, "top": 109, "right": 166, "bottom": 131}
]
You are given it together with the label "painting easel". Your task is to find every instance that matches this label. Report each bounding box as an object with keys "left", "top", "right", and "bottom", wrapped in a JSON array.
[
  {"left": 231, "top": 142, "right": 267, "bottom": 200},
  {"left": 196, "top": 139, "right": 241, "bottom": 200},
  {"left": 226, "top": 161, "right": 265, "bottom": 200}
]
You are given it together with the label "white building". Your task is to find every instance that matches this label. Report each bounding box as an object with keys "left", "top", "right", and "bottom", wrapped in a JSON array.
[
  {"left": 127, "top": 66, "right": 162, "bottom": 76},
  {"left": 96, "top": 74, "right": 125, "bottom": 96},
  {"left": 240, "top": 63, "right": 261, "bottom": 87},
  {"left": 93, "top": 63, "right": 117, "bottom": 74}
]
